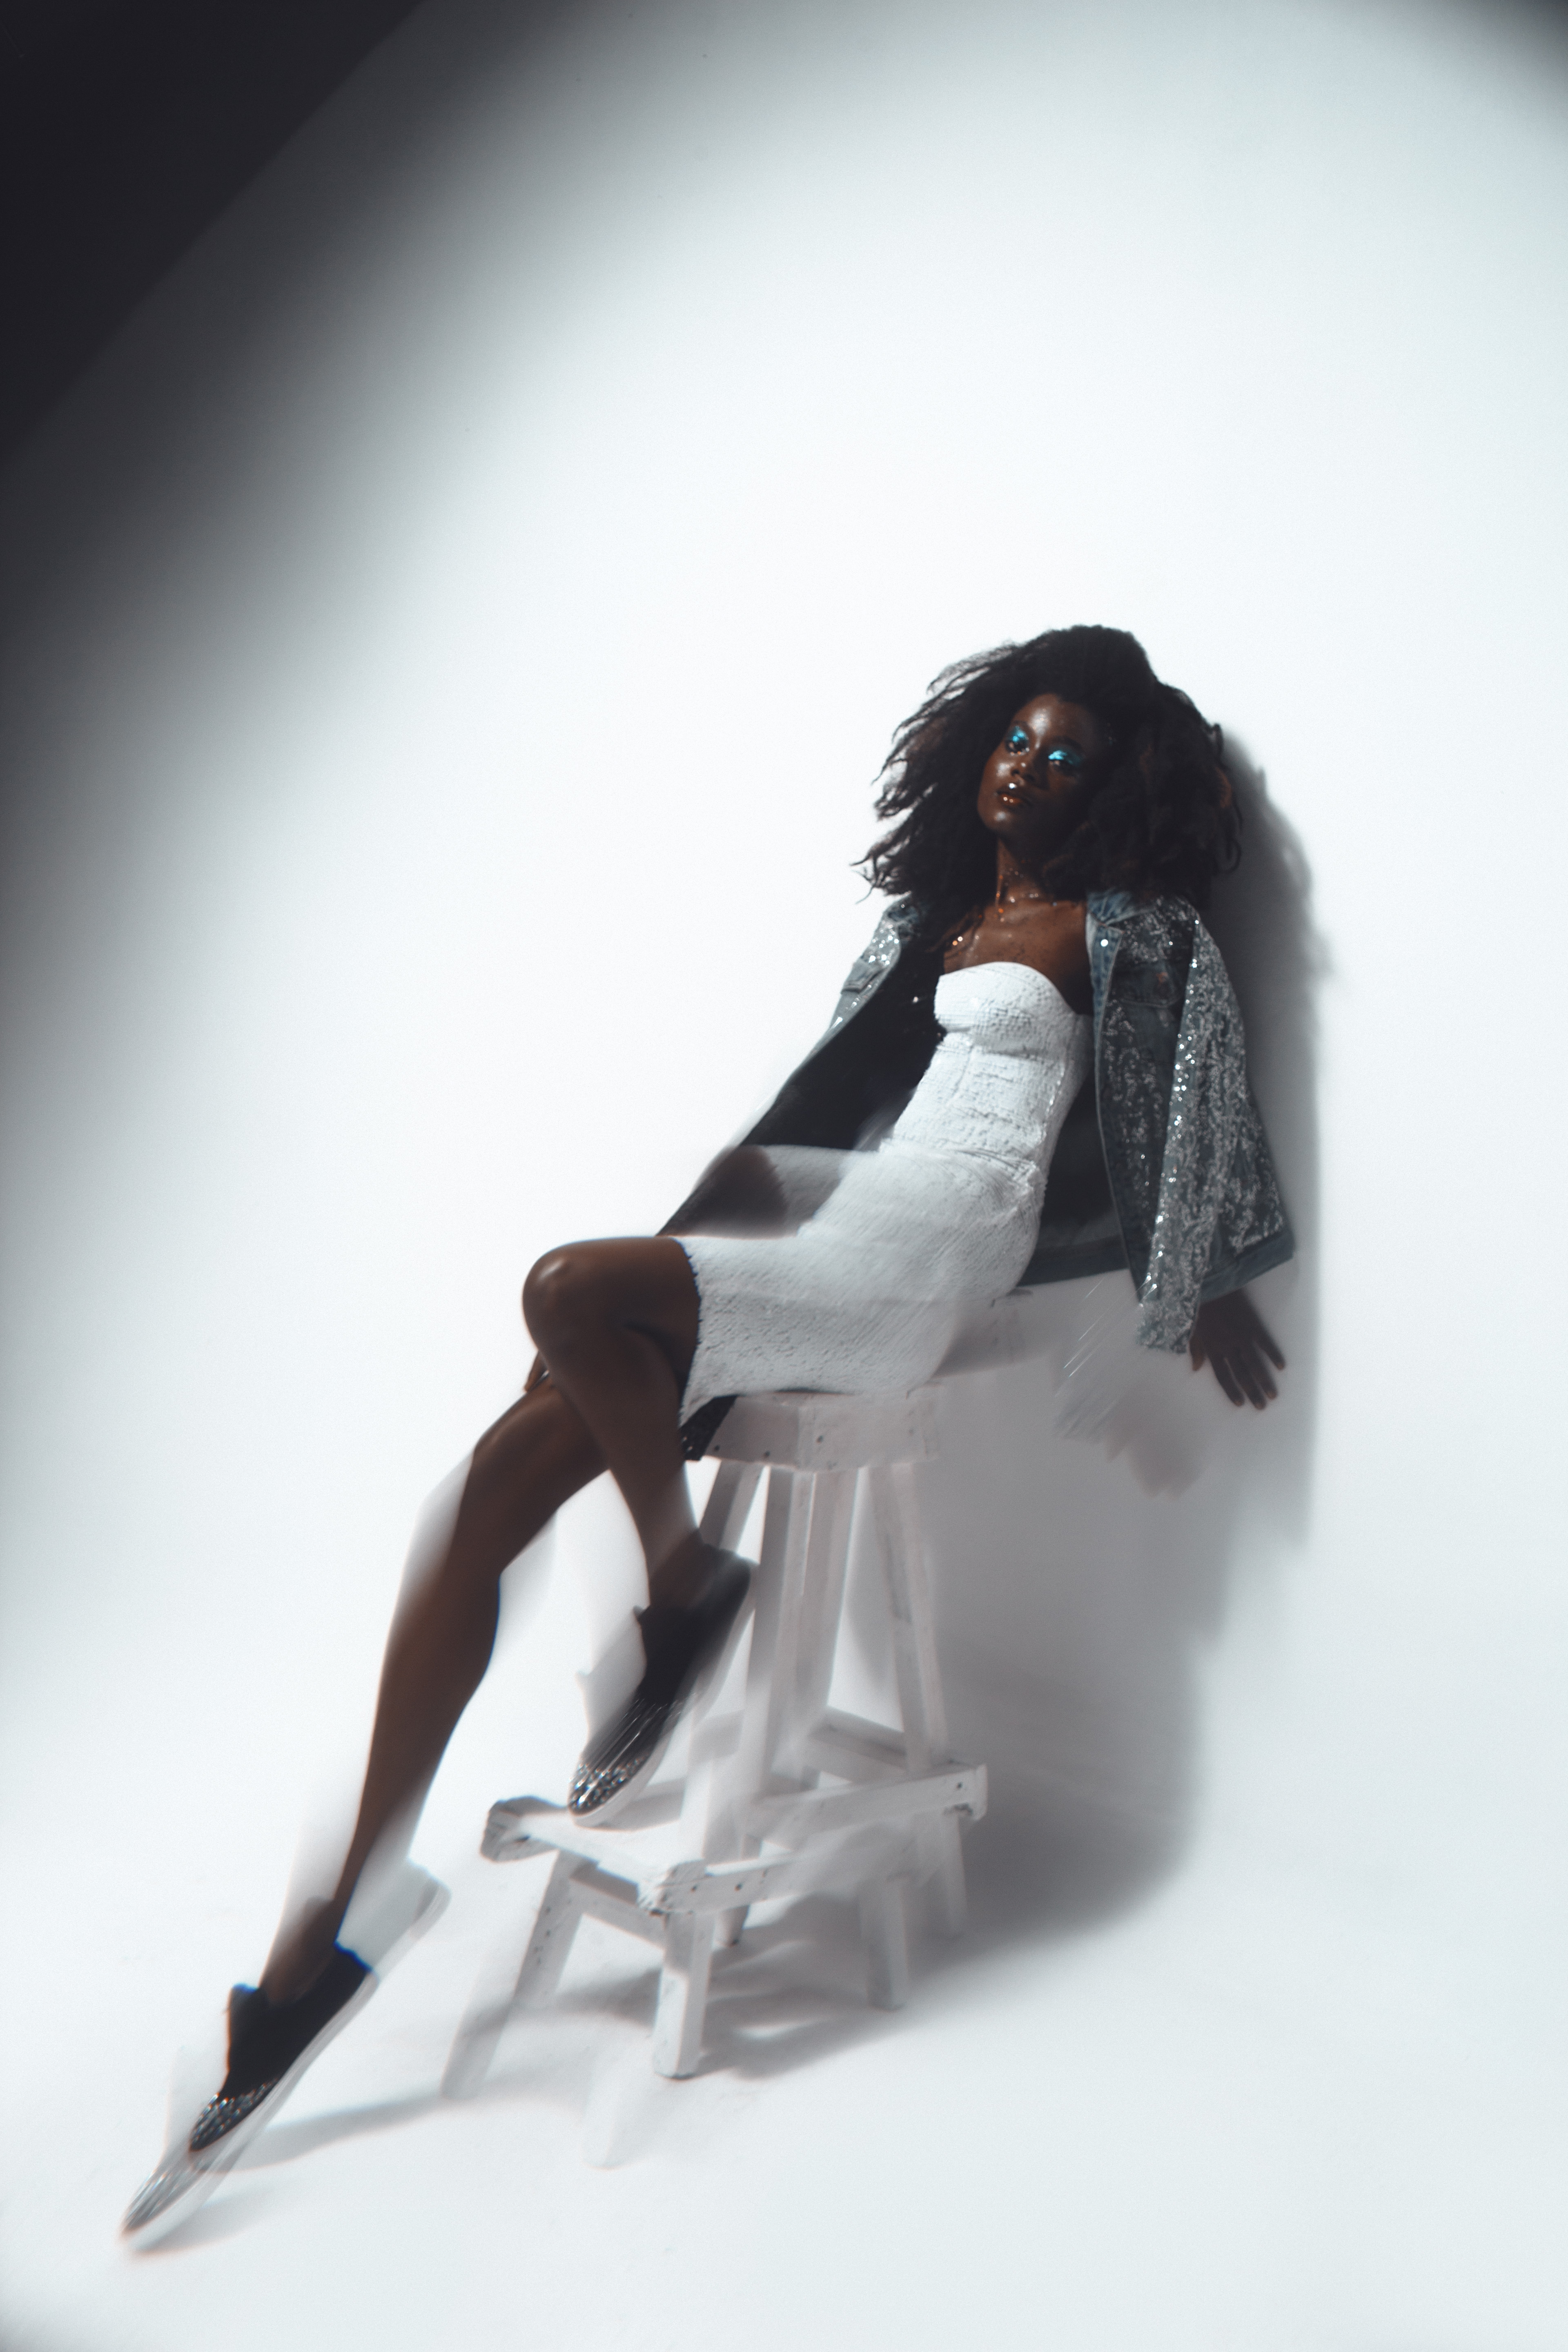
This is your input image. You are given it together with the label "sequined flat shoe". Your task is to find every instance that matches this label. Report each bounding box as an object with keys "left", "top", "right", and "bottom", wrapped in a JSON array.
[
  {"left": 569, "top": 1552, "right": 752, "bottom": 1822},
  {"left": 121, "top": 1949, "right": 374, "bottom": 2246},
  {"left": 122, "top": 1864, "right": 448, "bottom": 2247}
]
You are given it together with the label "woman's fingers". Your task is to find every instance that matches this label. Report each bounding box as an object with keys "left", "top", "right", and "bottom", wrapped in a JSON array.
[
  {"left": 1232, "top": 1292, "right": 1286, "bottom": 1372},
  {"left": 1229, "top": 1342, "right": 1278, "bottom": 1409},
  {"left": 1234, "top": 1341, "right": 1276, "bottom": 1408},
  {"left": 1248, "top": 1313, "right": 1286, "bottom": 1372},
  {"left": 1198, "top": 1333, "right": 1279, "bottom": 1408}
]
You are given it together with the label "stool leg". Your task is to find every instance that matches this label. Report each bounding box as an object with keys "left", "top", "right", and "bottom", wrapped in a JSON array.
[
  {"left": 699, "top": 1460, "right": 762, "bottom": 1550},
  {"left": 860, "top": 1875, "right": 910, "bottom": 2011},
  {"left": 740, "top": 1462, "right": 853, "bottom": 1955},
  {"left": 515, "top": 1850, "right": 588, "bottom": 2007},
  {"left": 753, "top": 1468, "right": 813, "bottom": 1783},
  {"left": 441, "top": 1851, "right": 584, "bottom": 2099},
  {"left": 789, "top": 1468, "right": 858, "bottom": 1759},
  {"left": 711, "top": 1469, "right": 813, "bottom": 1949},
  {"left": 653, "top": 1912, "right": 716, "bottom": 2078},
  {"left": 684, "top": 1735, "right": 745, "bottom": 1948},
  {"left": 868, "top": 1460, "right": 969, "bottom": 1937},
  {"left": 866, "top": 1461, "right": 950, "bottom": 1771},
  {"left": 724, "top": 1469, "right": 804, "bottom": 1811},
  {"left": 922, "top": 1817, "right": 969, "bottom": 1938}
]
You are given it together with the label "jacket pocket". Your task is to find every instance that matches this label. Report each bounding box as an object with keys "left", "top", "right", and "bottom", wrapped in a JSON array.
[{"left": 1113, "top": 959, "right": 1179, "bottom": 1007}]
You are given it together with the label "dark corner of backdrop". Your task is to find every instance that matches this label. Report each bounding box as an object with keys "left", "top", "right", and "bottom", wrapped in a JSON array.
[{"left": 0, "top": 0, "right": 430, "bottom": 466}]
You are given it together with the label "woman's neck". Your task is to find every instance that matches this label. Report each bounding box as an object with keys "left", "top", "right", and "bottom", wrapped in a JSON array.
[{"left": 992, "top": 845, "right": 1056, "bottom": 908}]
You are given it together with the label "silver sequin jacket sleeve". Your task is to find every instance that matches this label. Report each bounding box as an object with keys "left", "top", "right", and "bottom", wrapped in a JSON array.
[{"left": 1092, "top": 896, "right": 1292, "bottom": 1352}]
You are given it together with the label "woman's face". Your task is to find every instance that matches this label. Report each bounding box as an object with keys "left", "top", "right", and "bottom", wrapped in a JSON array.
[{"left": 976, "top": 693, "right": 1111, "bottom": 869}]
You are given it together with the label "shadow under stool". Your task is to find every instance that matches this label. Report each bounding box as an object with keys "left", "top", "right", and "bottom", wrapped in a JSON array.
[{"left": 442, "top": 1383, "right": 988, "bottom": 2093}]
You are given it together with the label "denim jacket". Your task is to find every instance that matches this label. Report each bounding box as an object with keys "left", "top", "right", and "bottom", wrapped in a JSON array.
[{"left": 731, "top": 889, "right": 1293, "bottom": 1354}]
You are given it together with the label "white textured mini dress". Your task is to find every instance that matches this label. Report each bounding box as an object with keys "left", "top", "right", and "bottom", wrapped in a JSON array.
[{"left": 679, "top": 961, "right": 1092, "bottom": 1417}]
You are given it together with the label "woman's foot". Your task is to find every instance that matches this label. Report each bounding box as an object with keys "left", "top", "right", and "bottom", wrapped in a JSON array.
[
  {"left": 120, "top": 1948, "right": 375, "bottom": 2243},
  {"left": 122, "top": 1865, "right": 448, "bottom": 2245},
  {"left": 569, "top": 1549, "right": 752, "bottom": 1821},
  {"left": 189, "top": 1947, "right": 373, "bottom": 2154}
]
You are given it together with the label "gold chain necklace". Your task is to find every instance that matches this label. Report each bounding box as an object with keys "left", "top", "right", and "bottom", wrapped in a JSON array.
[{"left": 951, "top": 871, "right": 1059, "bottom": 951}]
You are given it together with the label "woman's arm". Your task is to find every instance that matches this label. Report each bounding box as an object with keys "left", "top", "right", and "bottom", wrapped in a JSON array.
[{"left": 659, "top": 1147, "right": 791, "bottom": 1236}]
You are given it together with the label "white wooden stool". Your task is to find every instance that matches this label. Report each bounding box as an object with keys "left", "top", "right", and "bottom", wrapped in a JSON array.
[{"left": 442, "top": 1385, "right": 986, "bottom": 2091}]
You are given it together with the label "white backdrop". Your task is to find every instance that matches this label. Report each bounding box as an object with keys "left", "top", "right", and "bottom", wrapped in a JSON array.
[{"left": 3, "top": 2, "right": 1567, "bottom": 2346}]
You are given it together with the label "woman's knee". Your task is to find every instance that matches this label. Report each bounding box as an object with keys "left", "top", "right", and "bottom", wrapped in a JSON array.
[
  {"left": 523, "top": 1247, "right": 585, "bottom": 1343},
  {"left": 522, "top": 1244, "right": 624, "bottom": 1348},
  {"left": 522, "top": 1235, "right": 697, "bottom": 1361}
]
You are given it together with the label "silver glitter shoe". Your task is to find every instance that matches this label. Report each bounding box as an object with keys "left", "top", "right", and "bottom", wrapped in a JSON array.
[
  {"left": 122, "top": 1864, "right": 448, "bottom": 2246},
  {"left": 569, "top": 1552, "right": 752, "bottom": 1823},
  {"left": 120, "top": 2150, "right": 219, "bottom": 2242}
]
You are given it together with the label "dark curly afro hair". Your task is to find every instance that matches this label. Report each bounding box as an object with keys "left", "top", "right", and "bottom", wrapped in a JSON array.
[{"left": 861, "top": 625, "right": 1239, "bottom": 949}]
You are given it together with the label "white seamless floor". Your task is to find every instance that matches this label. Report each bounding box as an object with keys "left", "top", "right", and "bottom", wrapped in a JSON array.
[{"left": 4, "top": 1499, "right": 1566, "bottom": 2352}]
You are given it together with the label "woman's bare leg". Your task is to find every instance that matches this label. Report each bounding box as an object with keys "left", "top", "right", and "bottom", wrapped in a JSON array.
[
  {"left": 522, "top": 1236, "right": 711, "bottom": 1606},
  {"left": 523, "top": 1236, "right": 745, "bottom": 1819},
  {"left": 258, "top": 1234, "right": 703, "bottom": 2002},
  {"left": 259, "top": 1381, "right": 601, "bottom": 2002}
]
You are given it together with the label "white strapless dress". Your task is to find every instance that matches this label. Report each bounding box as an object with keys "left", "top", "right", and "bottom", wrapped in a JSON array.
[{"left": 679, "top": 962, "right": 1092, "bottom": 1415}]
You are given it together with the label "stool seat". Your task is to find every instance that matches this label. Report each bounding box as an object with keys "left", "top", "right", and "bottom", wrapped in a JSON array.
[
  {"left": 706, "top": 1385, "right": 936, "bottom": 1471},
  {"left": 443, "top": 1384, "right": 986, "bottom": 2099}
]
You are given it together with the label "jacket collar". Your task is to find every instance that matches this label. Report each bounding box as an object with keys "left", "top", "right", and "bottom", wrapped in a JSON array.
[{"left": 1087, "top": 888, "right": 1139, "bottom": 923}]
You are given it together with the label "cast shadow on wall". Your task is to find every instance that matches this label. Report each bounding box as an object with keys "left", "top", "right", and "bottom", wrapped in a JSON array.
[{"left": 860, "top": 742, "right": 1324, "bottom": 1967}]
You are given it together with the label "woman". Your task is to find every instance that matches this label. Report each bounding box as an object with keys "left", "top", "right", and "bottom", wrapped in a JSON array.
[{"left": 125, "top": 624, "right": 1290, "bottom": 2236}]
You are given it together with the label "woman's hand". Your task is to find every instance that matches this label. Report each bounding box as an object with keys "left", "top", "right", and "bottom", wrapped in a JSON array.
[{"left": 1189, "top": 1290, "right": 1285, "bottom": 1408}]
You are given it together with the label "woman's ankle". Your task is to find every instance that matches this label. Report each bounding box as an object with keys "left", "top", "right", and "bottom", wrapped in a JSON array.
[
  {"left": 258, "top": 1899, "right": 343, "bottom": 2005},
  {"left": 646, "top": 1530, "right": 719, "bottom": 1610}
]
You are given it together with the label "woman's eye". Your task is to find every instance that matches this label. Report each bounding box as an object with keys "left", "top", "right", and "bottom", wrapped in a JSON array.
[
  {"left": 1006, "top": 728, "right": 1029, "bottom": 752},
  {"left": 1045, "top": 746, "right": 1084, "bottom": 771}
]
